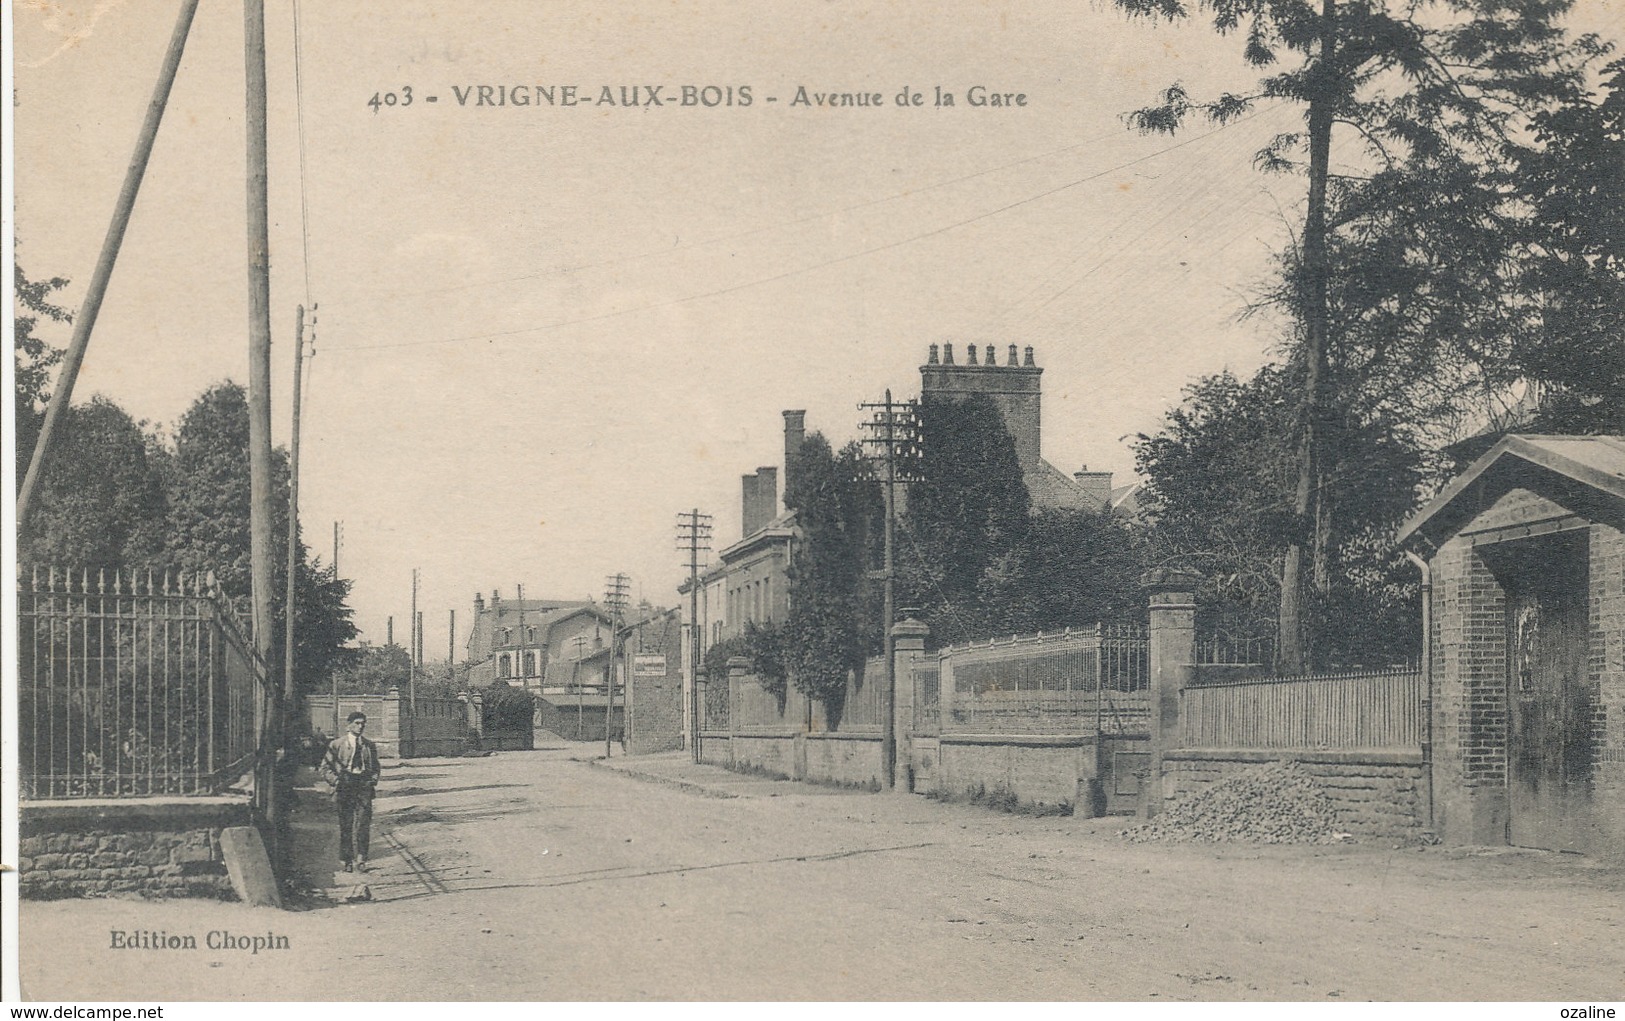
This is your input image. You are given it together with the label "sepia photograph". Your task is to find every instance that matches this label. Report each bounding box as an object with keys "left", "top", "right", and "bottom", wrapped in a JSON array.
[{"left": 5, "top": 0, "right": 1624, "bottom": 1005}]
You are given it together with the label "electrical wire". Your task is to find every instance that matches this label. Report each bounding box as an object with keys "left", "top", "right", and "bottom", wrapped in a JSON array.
[{"left": 329, "top": 109, "right": 1281, "bottom": 355}]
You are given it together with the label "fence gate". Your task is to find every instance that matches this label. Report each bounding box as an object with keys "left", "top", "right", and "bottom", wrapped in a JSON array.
[{"left": 1499, "top": 534, "right": 1596, "bottom": 852}]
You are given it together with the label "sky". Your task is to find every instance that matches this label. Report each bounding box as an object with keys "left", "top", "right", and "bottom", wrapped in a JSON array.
[{"left": 11, "top": 0, "right": 1624, "bottom": 660}]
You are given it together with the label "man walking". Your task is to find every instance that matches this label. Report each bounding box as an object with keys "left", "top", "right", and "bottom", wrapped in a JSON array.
[{"left": 321, "top": 711, "right": 380, "bottom": 872}]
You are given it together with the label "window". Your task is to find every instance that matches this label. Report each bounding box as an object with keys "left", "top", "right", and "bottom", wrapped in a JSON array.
[
  {"left": 498, "top": 655, "right": 512, "bottom": 679},
  {"left": 523, "top": 652, "right": 537, "bottom": 677}
]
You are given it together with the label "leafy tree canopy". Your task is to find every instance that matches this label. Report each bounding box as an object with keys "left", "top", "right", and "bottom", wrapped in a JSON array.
[
  {"left": 1133, "top": 362, "right": 1423, "bottom": 665},
  {"left": 13, "top": 265, "right": 69, "bottom": 487}
]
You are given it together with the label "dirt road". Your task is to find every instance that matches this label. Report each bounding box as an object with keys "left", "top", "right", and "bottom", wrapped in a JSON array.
[{"left": 18, "top": 748, "right": 1625, "bottom": 1000}]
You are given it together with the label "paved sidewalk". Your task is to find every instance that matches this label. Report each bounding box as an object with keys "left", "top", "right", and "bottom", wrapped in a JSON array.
[{"left": 586, "top": 748, "right": 867, "bottom": 799}]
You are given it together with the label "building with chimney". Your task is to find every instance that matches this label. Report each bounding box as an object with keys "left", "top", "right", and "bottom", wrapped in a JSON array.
[
  {"left": 920, "top": 343, "right": 1111, "bottom": 512},
  {"left": 464, "top": 589, "right": 612, "bottom": 689},
  {"left": 678, "top": 410, "right": 809, "bottom": 743}
]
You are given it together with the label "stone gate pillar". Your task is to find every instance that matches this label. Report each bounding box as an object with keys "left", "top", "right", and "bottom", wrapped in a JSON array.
[
  {"left": 1141, "top": 568, "right": 1200, "bottom": 818},
  {"left": 891, "top": 617, "right": 930, "bottom": 793},
  {"left": 727, "top": 656, "right": 750, "bottom": 768}
]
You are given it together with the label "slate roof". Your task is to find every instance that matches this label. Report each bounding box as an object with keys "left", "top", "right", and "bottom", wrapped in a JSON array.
[{"left": 1398, "top": 434, "right": 1625, "bottom": 544}]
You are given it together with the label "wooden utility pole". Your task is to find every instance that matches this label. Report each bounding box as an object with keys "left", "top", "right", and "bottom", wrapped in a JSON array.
[
  {"left": 448, "top": 608, "right": 456, "bottom": 681},
  {"left": 603, "top": 574, "right": 631, "bottom": 757},
  {"left": 410, "top": 569, "right": 419, "bottom": 712},
  {"left": 517, "top": 583, "right": 527, "bottom": 686},
  {"left": 881, "top": 394, "right": 897, "bottom": 789},
  {"left": 244, "top": 0, "right": 277, "bottom": 752},
  {"left": 676, "top": 510, "right": 713, "bottom": 761},
  {"left": 573, "top": 635, "right": 588, "bottom": 739},
  {"left": 860, "top": 391, "right": 921, "bottom": 790},
  {"left": 17, "top": 0, "right": 200, "bottom": 528},
  {"left": 283, "top": 305, "right": 308, "bottom": 712}
]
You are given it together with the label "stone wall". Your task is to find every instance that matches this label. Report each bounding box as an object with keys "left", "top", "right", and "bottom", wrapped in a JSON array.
[
  {"left": 19, "top": 798, "right": 251, "bottom": 899},
  {"left": 1161, "top": 750, "right": 1425, "bottom": 839},
  {"left": 625, "top": 612, "right": 685, "bottom": 755},
  {"left": 536, "top": 701, "right": 621, "bottom": 743},
  {"left": 931, "top": 735, "right": 1103, "bottom": 814},
  {"left": 730, "top": 733, "right": 799, "bottom": 778},
  {"left": 804, "top": 733, "right": 882, "bottom": 789},
  {"left": 307, "top": 691, "right": 471, "bottom": 759}
]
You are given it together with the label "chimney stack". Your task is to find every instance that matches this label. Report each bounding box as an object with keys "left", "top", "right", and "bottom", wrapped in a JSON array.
[
  {"left": 943, "top": 342, "right": 955, "bottom": 365},
  {"left": 928, "top": 343, "right": 940, "bottom": 364},
  {"left": 742, "top": 466, "right": 780, "bottom": 537},
  {"left": 1007, "top": 344, "right": 1019, "bottom": 366},
  {"left": 1073, "top": 466, "right": 1114, "bottom": 510},
  {"left": 783, "top": 410, "right": 806, "bottom": 464},
  {"left": 985, "top": 344, "right": 995, "bottom": 366},
  {"left": 757, "top": 466, "right": 778, "bottom": 528},
  {"left": 474, "top": 592, "right": 485, "bottom": 613},
  {"left": 1023, "top": 345, "right": 1036, "bottom": 367}
]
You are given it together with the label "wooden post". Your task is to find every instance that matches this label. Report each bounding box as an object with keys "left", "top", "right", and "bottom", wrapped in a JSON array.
[
  {"left": 17, "top": 0, "right": 200, "bottom": 527},
  {"left": 242, "top": 0, "right": 282, "bottom": 856},
  {"left": 283, "top": 306, "right": 306, "bottom": 709}
]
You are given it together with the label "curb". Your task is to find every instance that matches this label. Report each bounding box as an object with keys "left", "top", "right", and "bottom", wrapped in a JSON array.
[{"left": 585, "top": 758, "right": 740, "bottom": 799}]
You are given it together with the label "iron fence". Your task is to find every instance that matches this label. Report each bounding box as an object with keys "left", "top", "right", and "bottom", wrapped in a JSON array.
[
  {"left": 1195, "top": 632, "right": 1276, "bottom": 666},
  {"left": 913, "top": 661, "right": 940, "bottom": 736},
  {"left": 18, "top": 567, "right": 268, "bottom": 799},
  {"left": 939, "top": 623, "right": 1148, "bottom": 736},
  {"left": 835, "top": 656, "right": 888, "bottom": 732},
  {"left": 1180, "top": 665, "right": 1423, "bottom": 750}
]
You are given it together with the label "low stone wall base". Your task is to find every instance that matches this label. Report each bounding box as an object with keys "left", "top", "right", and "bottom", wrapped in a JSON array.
[
  {"left": 1161, "top": 750, "right": 1426, "bottom": 840},
  {"left": 20, "top": 798, "right": 252, "bottom": 900}
]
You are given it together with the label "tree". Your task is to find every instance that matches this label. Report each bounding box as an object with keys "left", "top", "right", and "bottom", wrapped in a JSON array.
[
  {"left": 1113, "top": 0, "right": 1609, "bottom": 669},
  {"left": 161, "top": 381, "right": 357, "bottom": 694},
  {"left": 1505, "top": 57, "right": 1625, "bottom": 432},
  {"left": 780, "top": 432, "right": 882, "bottom": 705},
  {"left": 330, "top": 643, "right": 412, "bottom": 695},
  {"left": 1133, "top": 363, "right": 1424, "bottom": 665},
  {"left": 17, "top": 397, "right": 169, "bottom": 573},
  {"left": 13, "top": 265, "right": 69, "bottom": 487},
  {"left": 898, "top": 393, "right": 1032, "bottom": 644},
  {"left": 1014, "top": 508, "right": 1151, "bottom": 634}
]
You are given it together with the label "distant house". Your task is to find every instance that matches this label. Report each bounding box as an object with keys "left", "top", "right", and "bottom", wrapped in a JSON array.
[
  {"left": 529, "top": 604, "right": 682, "bottom": 747},
  {"left": 920, "top": 343, "right": 1117, "bottom": 513},
  {"left": 464, "top": 590, "right": 611, "bottom": 689}
]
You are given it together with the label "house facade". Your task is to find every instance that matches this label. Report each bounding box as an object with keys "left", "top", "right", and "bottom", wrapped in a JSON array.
[
  {"left": 464, "top": 590, "right": 610, "bottom": 689},
  {"left": 679, "top": 410, "right": 806, "bottom": 745}
]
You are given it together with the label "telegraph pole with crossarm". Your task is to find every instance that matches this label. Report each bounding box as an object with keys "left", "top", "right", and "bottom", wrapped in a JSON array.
[
  {"left": 676, "top": 510, "right": 714, "bottom": 761},
  {"left": 858, "top": 390, "right": 921, "bottom": 790},
  {"left": 603, "top": 573, "right": 632, "bottom": 757}
]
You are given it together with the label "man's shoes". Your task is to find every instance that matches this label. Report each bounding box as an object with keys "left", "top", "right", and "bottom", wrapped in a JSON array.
[
  {"left": 342, "top": 861, "right": 354, "bottom": 873},
  {"left": 355, "top": 858, "right": 368, "bottom": 873}
]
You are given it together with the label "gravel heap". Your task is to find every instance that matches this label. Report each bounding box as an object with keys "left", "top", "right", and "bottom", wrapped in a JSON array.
[{"left": 1119, "top": 760, "right": 1352, "bottom": 844}]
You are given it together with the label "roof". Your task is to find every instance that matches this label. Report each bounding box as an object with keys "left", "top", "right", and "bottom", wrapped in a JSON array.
[
  {"left": 1399, "top": 434, "right": 1625, "bottom": 544},
  {"left": 719, "top": 509, "right": 797, "bottom": 562},
  {"left": 1108, "top": 481, "right": 1144, "bottom": 518},
  {"left": 1022, "top": 460, "right": 1087, "bottom": 509}
]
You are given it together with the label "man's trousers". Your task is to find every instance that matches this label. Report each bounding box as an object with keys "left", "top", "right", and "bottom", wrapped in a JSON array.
[{"left": 335, "top": 779, "right": 374, "bottom": 864}]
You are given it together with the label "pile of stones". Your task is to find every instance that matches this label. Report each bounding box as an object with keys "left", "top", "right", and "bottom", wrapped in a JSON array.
[{"left": 1119, "top": 760, "right": 1352, "bottom": 844}]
